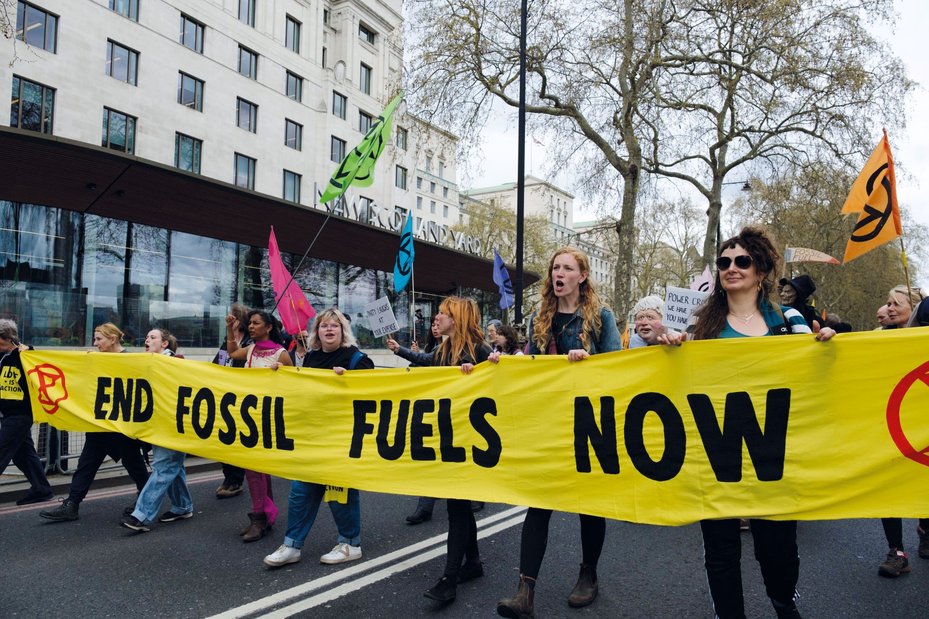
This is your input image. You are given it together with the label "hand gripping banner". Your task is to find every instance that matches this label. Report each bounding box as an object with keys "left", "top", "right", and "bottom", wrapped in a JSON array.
[{"left": 21, "top": 329, "right": 929, "bottom": 526}]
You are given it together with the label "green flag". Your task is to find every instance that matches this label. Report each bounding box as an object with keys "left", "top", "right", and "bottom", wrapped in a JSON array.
[{"left": 319, "top": 93, "right": 403, "bottom": 204}]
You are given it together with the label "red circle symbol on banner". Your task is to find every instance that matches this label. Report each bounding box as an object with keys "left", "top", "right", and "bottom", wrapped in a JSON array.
[{"left": 886, "top": 360, "right": 929, "bottom": 467}]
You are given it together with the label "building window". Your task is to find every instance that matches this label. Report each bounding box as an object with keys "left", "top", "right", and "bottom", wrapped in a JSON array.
[
  {"left": 283, "top": 170, "right": 301, "bottom": 203},
  {"left": 430, "top": 201, "right": 436, "bottom": 214},
  {"left": 106, "top": 40, "right": 139, "bottom": 85},
  {"left": 330, "top": 136, "right": 346, "bottom": 163},
  {"left": 10, "top": 74, "right": 54, "bottom": 134},
  {"left": 425, "top": 155, "right": 432, "bottom": 172},
  {"left": 416, "top": 196, "right": 422, "bottom": 210},
  {"left": 321, "top": 46, "right": 327, "bottom": 69},
  {"left": 286, "top": 71, "right": 303, "bottom": 102},
  {"left": 180, "top": 14, "right": 205, "bottom": 54},
  {"left": 396, "top": 127, "right": 408, "bottom": 150},
  {"left": 177, "top": 72, "right": 204, "bottom": 111},
  {"left": 16, "top": 1, "right": 58, "bottom": 52},
  {"left": 359, "top": 63, "right": 372, "bottom": 95},
  {"left": 395, "top": 165, "right": 407, "bottom": 190},
  {"left": 234, "top": 153, "right": 256, "bottom": 190},
  {"left": 237, "top": 97, "right": 258, "bottom": 133},
  {"left": 359, "top": 111, "right": 373, "bottom": 133},
  {"left": 416, "top": 177, "right": 422, "bottom": 189},
  {"left": 358, "top": 23, "right": 376, "bottom": 45},
  {"left": 438, "top": 160, "right": 445, "bottom": 178},
  {"left": 109, "top": 0, "right": 138, "bottom": 21},
  {"left": 430, "top": 181, "right": 436, "bottom": 193},
  {"left": 443, "top": 186, "right": 449, "bottom": 198},
  {"left": 323, "top": 9, "right": 330, "bottom": 24},
  {"left": 174, "top": 132, "right": 202, "bottom": 173},
  {"left": 101, "top": 107, "right": 136, "bottom": 153},
  {"left": 443, "top": 204, "right": 449, "bottom": 218},
  {"left": 238, "top": 45, "right": 258, "bottom": 79},
  {"left": 284, "top": 119, "right": 302, "bottom": 150},
  {"left": 332, "top": 91, "right": 346, "bottom": 119},
  {"left": 285, "top": 15, "right": 301, "bottom": 53},
  {"left": 238, "top": 0, "right": 255, "bottom": 27}
]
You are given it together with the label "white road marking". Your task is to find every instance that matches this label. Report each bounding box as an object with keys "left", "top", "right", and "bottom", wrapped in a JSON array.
[{"left": 207, "top": 505, "right": 528, "bottom": 619}]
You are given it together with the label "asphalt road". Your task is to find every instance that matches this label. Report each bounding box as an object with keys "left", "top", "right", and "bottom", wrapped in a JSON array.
[{"left": 1, "top": 470, "right": 927, "bottom": 618}]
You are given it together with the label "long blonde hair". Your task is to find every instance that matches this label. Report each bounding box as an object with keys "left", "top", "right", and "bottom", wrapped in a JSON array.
[
  {"left": 434, "top": 296, "right": 484, "bottom": 366},
  {"left": 532, "top": 247, "right": 603, "bottom": 352},
  {"left": 307, "top": 308, "right": 357, "bottom": 350}
]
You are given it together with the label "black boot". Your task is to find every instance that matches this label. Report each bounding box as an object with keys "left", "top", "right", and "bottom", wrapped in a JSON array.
[
  {"left": 497, "top": 574, "right": 535, "bottom": 618},
  {"left": 567, "top": 563, "right": 598, "bottom": 608},
  {"left": 405, "top": 508, "right": 432, "bottom": 525},
  {"left": 424, "top": 575, "right": 457, "bottom": 603},
  {"left": 40, "top": 499, "right": 79, "bottom": 522}
]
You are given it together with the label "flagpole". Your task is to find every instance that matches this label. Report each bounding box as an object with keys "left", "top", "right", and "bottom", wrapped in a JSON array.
[
  {"left": 410, "top": 266, "right": 416, "bottom": 344},
  {"left": 900, "top": 237, "right": 913, "bottom": 302}
]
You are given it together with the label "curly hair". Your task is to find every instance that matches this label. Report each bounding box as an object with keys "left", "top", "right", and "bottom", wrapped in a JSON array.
[
  {"left": 434, "top": 296, "right": 484, "bottom": 366},
  {"left": 691, "top": 226, "right": 781, "bottom": 341},
  {"left": 532, "top": 247, "right": 603, "bottom": 352}
]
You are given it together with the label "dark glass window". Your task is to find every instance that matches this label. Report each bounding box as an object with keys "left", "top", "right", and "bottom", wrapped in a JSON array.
[
  {"left": 238, "top": 45, "right": 258, "bottom": 79},
  {"left": 177, "top": 72, "right": 204, "bottom": 111},
  {"left": 285, "top": 119, "right": 302, "bottom": 150},
  {"left": 109, "top": 0, "right": 138, "bottom": 21},
  {"left": 10, "top": 74, "right": 54, "bottom": 134},
  {"left": 396, "top": 127, "right": 408, "bottom": 150},
  {"left": 321, "top": 46, "right": 327, "bottom": 68},
  {"left": 285, "top": 15, "right": 301, "bottom": 53},
  {"left": 395, "top": 165, "right": 407, "bottom": 190},
  {"left": 238, "top": 0, "right": 255, "bottom": 26},
  {"left": 283, "top": 170, "right": 301, "bottom": 203},
  {"left": 101, "top": 107, "right": 136, "bottom": 153},
  {"left": 234, "top": 153, "right": 256, "bottom": 190},
  {"left": 359, "top": 111, "right": 373, "bottom": 133},
  {"left": 358, "top": 23, "right": 376, "bottom": 45},
  {"left": 180, "top": 14, "right": 205, "bottom": 54},
  {"left": 106, "top": 40, "right": 139, "bottom": 85},
  {"left": 330, "top": 136, "right": 346, "bottom": 163},
  {"left": 286, "top": 71, "right": 303, "bottom": 101},
  {"left": 332, "top": 91, "right": 346, "bottom": 119},
  {"left": 174, "top": 132, "right": 202, "bottom": 173},
  {"left": 359, "top": 63, "right": 371, "bottom": 95},
  {"left": 237, "top": 97, "right": 257, "bottom": 133},
  {"left": 15, "top": 1, "right": 58, "bottom": 53}
]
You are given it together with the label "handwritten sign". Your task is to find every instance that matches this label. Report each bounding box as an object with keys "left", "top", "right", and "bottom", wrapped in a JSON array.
[
  {"left": 364, "top": 296, "right": 399, "bottom": 337},
  {"left": 664, "top": 286, "right": 709, "bottom": 330}
]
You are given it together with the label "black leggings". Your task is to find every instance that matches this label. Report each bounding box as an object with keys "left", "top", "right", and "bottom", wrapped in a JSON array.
[
  {"left": 444, "top": 499, "right": 479, "bottom": 577},
  {"left": 68, "top": 433, "right": 149, "bottom": 504},
  {"left": 518, "top": 507, "right": 605, "bottom": 579},
  {"left": 880, "top": 517, "right": 929, "bottom": 550}
]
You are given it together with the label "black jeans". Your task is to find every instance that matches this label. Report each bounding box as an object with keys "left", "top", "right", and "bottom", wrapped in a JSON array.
[
  {"left": 0, "top": 415, "right": 52, "bottom": 494},
  {"left": 68, "top": 433, "right": 149, "bottom": 504},
  {"left": 221, "top": 462, "right": 245, "bottom": 487},
  {"left": 519, "top": 507, "right": 606, "bottom": 579},
  {"left": 444, "top": 499, "right": 479, "bottom": 577},
  {"left": 701, "top": 518, "right": 799, "bottom": 619},
  {"left": 881, "top": 517, "right": 929, "bottom": 550}
]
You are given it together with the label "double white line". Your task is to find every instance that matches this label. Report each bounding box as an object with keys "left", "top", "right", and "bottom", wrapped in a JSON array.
[{"left": 207, "top": 505, "right": 528, "bottom": 619}]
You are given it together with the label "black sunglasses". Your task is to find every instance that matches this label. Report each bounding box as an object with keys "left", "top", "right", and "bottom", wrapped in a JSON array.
[{"left": 716, "top": 255, "right": 753, "bottom": 270}]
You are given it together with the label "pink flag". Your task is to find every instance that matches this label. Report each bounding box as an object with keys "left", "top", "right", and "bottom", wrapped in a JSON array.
[{"left": 268, "top": 226, "right": 315, "bottom": 334}]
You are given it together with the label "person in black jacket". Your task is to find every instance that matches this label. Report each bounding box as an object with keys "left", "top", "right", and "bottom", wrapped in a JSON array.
[
  {"left": 0, "top": 318, "right": 54, "bottom": 505},
  {"left": 778, "top": 274, "right": 821, "bottom": 329}
]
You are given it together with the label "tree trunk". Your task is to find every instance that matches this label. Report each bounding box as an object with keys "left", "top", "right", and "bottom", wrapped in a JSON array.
[{"left": 613, "top": 163, "right": 640, "bottom": 330}]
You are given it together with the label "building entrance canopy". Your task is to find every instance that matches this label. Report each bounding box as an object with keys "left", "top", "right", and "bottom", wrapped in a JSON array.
[{"left": 0, "top": 128, "right": 536, "bottom": 294}]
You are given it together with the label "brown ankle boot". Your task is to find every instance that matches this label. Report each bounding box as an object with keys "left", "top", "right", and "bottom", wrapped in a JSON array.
[
  {"left": 567, "top": 563, "right": 598, "bottom": 607},
  {"left": 496, "top": 574, "right": 535, "bottom": 618},
  {"left": 242, "top": 512, "right": 268, "bottom": 542}
]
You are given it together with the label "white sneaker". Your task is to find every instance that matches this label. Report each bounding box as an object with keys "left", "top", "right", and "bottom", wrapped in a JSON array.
[
  {"left": 320, "top": 542, "right": 362, "bottom": 564},
  {"left": 264, "top": 544, "right": 301, "bottom": 567}
]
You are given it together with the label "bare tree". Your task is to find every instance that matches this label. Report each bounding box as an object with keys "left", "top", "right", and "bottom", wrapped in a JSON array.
[
  {"left": 1, "top": 1, "right": 13, "bottom": 40},
  {"left": 641, "top": 0, "right": 913, "bottom": 264}
]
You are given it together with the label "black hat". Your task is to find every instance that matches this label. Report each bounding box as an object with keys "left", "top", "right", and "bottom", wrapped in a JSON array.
[{"left": 778, "top": 274, "right": 816, "bottom": 301}]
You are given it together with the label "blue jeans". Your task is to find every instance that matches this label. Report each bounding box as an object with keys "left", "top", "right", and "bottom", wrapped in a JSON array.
[
  {"left": 283, "top": 481, "right": 361, "bottom": 549},
  {"left": 132, "top": 446, "right": 192, "bottom": 525}
]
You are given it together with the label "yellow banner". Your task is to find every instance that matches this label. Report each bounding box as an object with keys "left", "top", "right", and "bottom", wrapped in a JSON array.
[{"left": 20, "top": 329, "right": 929, "bottom": 525}]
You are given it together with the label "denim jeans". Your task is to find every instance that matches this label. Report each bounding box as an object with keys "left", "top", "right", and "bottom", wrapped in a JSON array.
[
  {"left": 131, "top": 446, "right": 192, "bottom": 525},
  {"left": 283, "top": 481, "right": 361, "bottom": 549},
  {"left": 0, "top": 414, "right": 52, "bottom": 494}
]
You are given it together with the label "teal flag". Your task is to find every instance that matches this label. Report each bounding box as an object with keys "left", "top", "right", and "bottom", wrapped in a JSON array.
[
  {"left": 393, "top": 214, "right": 415, "bottom": 293},
  {"left": 320, "top": 93, "right": 403, "bottom": 204}
]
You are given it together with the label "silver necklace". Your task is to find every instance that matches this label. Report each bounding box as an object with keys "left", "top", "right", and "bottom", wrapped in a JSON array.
[{"left": 729, "top": 311, "right": 757, "bottom": 323}]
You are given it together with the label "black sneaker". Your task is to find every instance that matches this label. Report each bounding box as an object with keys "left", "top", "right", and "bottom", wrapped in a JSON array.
[
  {"left": 773, "top": 600, "right": 802, "bottom": 618},
  {"left": 878, "top": 549, "right": 911, "bottom": 577},
  {"left": 158, "top": 510, "right": 193, "bottom": 523},
  {"left": 120, "top": 515, "right": 151, "bottom": 532},
  {"left": 424, "top": 575, "right": 457, "bottom": 602},
  {"left": 39, "top": 499, "right": 79, "bottom": 522},
  {"left": 16, "top": 489, "right": 54, "bottom": 506}
]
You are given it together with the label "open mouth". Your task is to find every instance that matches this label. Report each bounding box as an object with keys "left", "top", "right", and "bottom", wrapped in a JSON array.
[{"left": 554, "top": 280, "right": 565, "bottom": 291}]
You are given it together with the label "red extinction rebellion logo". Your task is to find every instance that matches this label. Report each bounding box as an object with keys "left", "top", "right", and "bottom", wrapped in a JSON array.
[
  {"left": 887, "top": 360, "right": 929, "bottom": 467},
  {"left": 27, "top": 363, "right": 68, "bottom": 414}
]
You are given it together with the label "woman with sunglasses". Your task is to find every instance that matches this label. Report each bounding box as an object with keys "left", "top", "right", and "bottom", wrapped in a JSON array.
[
  {"left": 497, "top": 247, "right": 621, "bottom": 619},
  {"left": 658, "top": 227, "right": 834, "bottom": 619}
]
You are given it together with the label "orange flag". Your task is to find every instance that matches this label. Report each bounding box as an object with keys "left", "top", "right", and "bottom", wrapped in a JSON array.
[{"left": 841, "top": 130, "right": 902, "bottom": 263}]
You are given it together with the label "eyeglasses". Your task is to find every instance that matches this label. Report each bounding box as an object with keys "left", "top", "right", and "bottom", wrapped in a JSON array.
[{"left": 715, "top": 255, "right": 753, "bottom": 271}]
